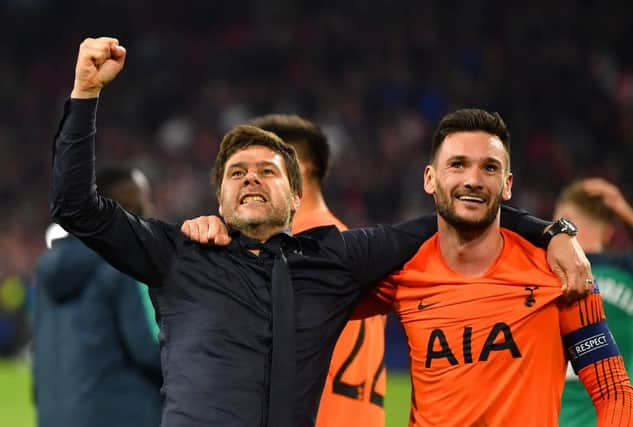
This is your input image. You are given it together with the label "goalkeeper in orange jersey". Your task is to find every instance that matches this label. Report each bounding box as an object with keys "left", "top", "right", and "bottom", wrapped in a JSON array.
[{"left": 359, "top": 108, "right": 633, "bottom": 426}]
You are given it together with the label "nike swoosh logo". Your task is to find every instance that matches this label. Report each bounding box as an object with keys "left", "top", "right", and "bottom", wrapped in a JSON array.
[{"left": 418, "top": 301, "right": 439, "bottom": 310}]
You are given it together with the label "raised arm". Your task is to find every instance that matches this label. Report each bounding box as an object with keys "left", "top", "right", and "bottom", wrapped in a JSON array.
[
  {"left": 51, "top": 38, "right": 176, "bottom": 286},
  {"left": 582, "top": 177, "right": 633, "bottom": 236}
]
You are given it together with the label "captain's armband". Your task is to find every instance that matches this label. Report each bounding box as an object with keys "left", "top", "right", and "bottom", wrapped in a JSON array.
[{"left": 563, "top": 321, "right": 621, "bottom": 373}]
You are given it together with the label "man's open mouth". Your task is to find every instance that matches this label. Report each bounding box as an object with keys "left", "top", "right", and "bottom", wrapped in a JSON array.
[
  {"left": 456, "top": 195, "right": 486, "bottom": 203},
  {"left": 240, "top": 195, "right": 267, "bottom": 204}
]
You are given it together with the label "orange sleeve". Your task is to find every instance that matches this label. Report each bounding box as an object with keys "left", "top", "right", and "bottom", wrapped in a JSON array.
[
  {"left": 559, "top": 292, "right": 633, "bottom": 426},
  {"left": 350, "top": 280, "right": 396, "bottom": 320}
]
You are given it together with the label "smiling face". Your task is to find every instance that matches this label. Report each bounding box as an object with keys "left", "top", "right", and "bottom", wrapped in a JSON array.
[
  {"left": 218, "top": 145, "right": 300, "bottom": 240},
  {"left": 424, "top": 131, "right": 513, "bottom": 234}
]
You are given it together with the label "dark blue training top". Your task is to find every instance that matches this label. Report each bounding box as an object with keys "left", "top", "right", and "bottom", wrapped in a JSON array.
[{"left": 33, "top": 233, "right": 162, "bottom": 427}]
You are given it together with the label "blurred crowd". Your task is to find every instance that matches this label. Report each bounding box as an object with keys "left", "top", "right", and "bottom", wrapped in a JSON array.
[{"left": 1, "top": 0, "right": 632, "bottom": 355}]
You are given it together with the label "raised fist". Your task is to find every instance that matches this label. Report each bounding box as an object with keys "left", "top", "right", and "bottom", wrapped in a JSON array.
[{"left": 71, "top": 37, "right": 126, "bottom": 99}]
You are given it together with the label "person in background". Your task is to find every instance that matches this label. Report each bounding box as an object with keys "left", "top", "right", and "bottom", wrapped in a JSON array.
[
  {"left": 555, "top": 178, "right": 633, "bottom": 427},
  {"left": 251, "top": 114, "right": 387, "bottom": 427},
  {"left": 33, "top": 166, "right": 162, "bottom": 427}
]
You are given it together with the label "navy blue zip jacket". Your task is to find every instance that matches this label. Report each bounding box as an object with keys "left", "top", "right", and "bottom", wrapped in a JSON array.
[
  {"left": 50, "top": 99, "right": 549, "bottom": 427},
  {"left": 33, "top": 227, "right": 162, "bottom": 427}
]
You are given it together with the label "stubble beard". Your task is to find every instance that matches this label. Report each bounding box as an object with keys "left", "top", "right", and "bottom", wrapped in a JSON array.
[
  {"left": 434, "top": 182, "right": 502, "bottom": 236},
  {"left": 224, "top": 199, "right": 293, "bottom": 239}
]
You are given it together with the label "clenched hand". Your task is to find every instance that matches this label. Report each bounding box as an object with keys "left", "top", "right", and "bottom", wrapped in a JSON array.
[{"left": 71, "top": 37, "right": 126, "bottom": 99}]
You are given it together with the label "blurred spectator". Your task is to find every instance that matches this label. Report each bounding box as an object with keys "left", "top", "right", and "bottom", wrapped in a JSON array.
[
  {"left": 31, "top": 167, "right": 162, "bottom": 427},
  {"left": 554, "top": 178, "right": 633, "bottom": 427}
]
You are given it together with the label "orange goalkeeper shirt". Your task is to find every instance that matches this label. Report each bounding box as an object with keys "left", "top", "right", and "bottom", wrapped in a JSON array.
[
  {"left": 293, "top": 208, "right": 386, "bottom": 427},
  {"left": 370, "top": 228, "right": 632, "bottom": 427}
]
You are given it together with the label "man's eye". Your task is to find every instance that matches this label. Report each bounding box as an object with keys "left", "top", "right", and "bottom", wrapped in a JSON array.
[
  {"left": 231, "top": 170, "right": 245, "bottom": 178},
  {"left": 485, "top": 164, "right": 499, "bottom": 172},
  {"left": 450, "top": 161, "right": 463, "bottom": 168},
  {"left": 262, "top": 168, "right": 275, "bottom": 176}
]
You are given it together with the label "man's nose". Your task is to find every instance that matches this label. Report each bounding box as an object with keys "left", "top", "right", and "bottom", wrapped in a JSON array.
[
  {"left": 243, "top": 169, "right": 261, "bottom": 184},
  {"left": 463, "top": 167, "right": 483, "bottom": 189}
]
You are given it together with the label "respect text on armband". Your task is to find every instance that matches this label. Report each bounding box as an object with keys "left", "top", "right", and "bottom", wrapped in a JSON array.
[{"left": 563, "top": 321, "right": 621, "bottom": 373}]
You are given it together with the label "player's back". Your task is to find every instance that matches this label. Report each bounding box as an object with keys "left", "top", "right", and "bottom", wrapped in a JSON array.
[
  {"left": 385, "top": 229, "right": 566, "bottom": 426},
  {"left": 294, "top": 208, "right": 386, "bottom": 427}
]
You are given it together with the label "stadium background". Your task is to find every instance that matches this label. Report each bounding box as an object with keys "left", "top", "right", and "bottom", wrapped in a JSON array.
[{"left": 1, "top": 0, "right": 632, "bottom": 425}]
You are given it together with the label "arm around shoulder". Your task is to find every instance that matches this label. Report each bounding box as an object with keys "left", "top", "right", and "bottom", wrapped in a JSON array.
[
  {"left": 500, "top": 204, "right": 551, "bottom": 247},
  {"left": 341, "top": 214, "right": 436, "bottom": 286}
]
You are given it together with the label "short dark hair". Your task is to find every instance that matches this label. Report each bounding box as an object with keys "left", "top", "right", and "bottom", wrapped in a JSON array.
[
  {"left": 248, "top": 114, "right": 330, "bottom": 183},
  {"left": 557, "top": 181, "right": 615, "bottom": 223},
  {"left": 430, "top": 108, "right": 511, "bottom": 170},
  {"left": 96, "top": 166, "right": 135, "bottom": 199},
  {"left": 211, "top": 124, "right": 303, "bottom": 198}
]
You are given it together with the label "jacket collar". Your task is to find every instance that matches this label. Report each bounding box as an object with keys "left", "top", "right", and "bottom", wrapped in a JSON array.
[{"left": 228, "top": 227, "right": 318, "bottom": 256}]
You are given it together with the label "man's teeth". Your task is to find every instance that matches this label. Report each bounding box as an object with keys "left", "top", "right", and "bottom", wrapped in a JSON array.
[
  {"left": 458, "top": 196, "right": 485, "bottom": 202},
  {"left": 241, "top": 196, "right": 265, "bottom": 204}
]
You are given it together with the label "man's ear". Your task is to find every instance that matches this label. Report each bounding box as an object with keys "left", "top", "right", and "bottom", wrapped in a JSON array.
[
  {"left": 423, "top": 165, "right": 435, "bottom": 195},
  {"left": 218, "top": 204, "right": 223, "bottom": 217},
  {"left": 292, "top": 193, "right": 301, "bottom": 212},
  {"left": 299, "top": 161, "right": 314, "bottom": 180},
  {"left": 502, "top": 172, "right": 513, "bottom": 201}
]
